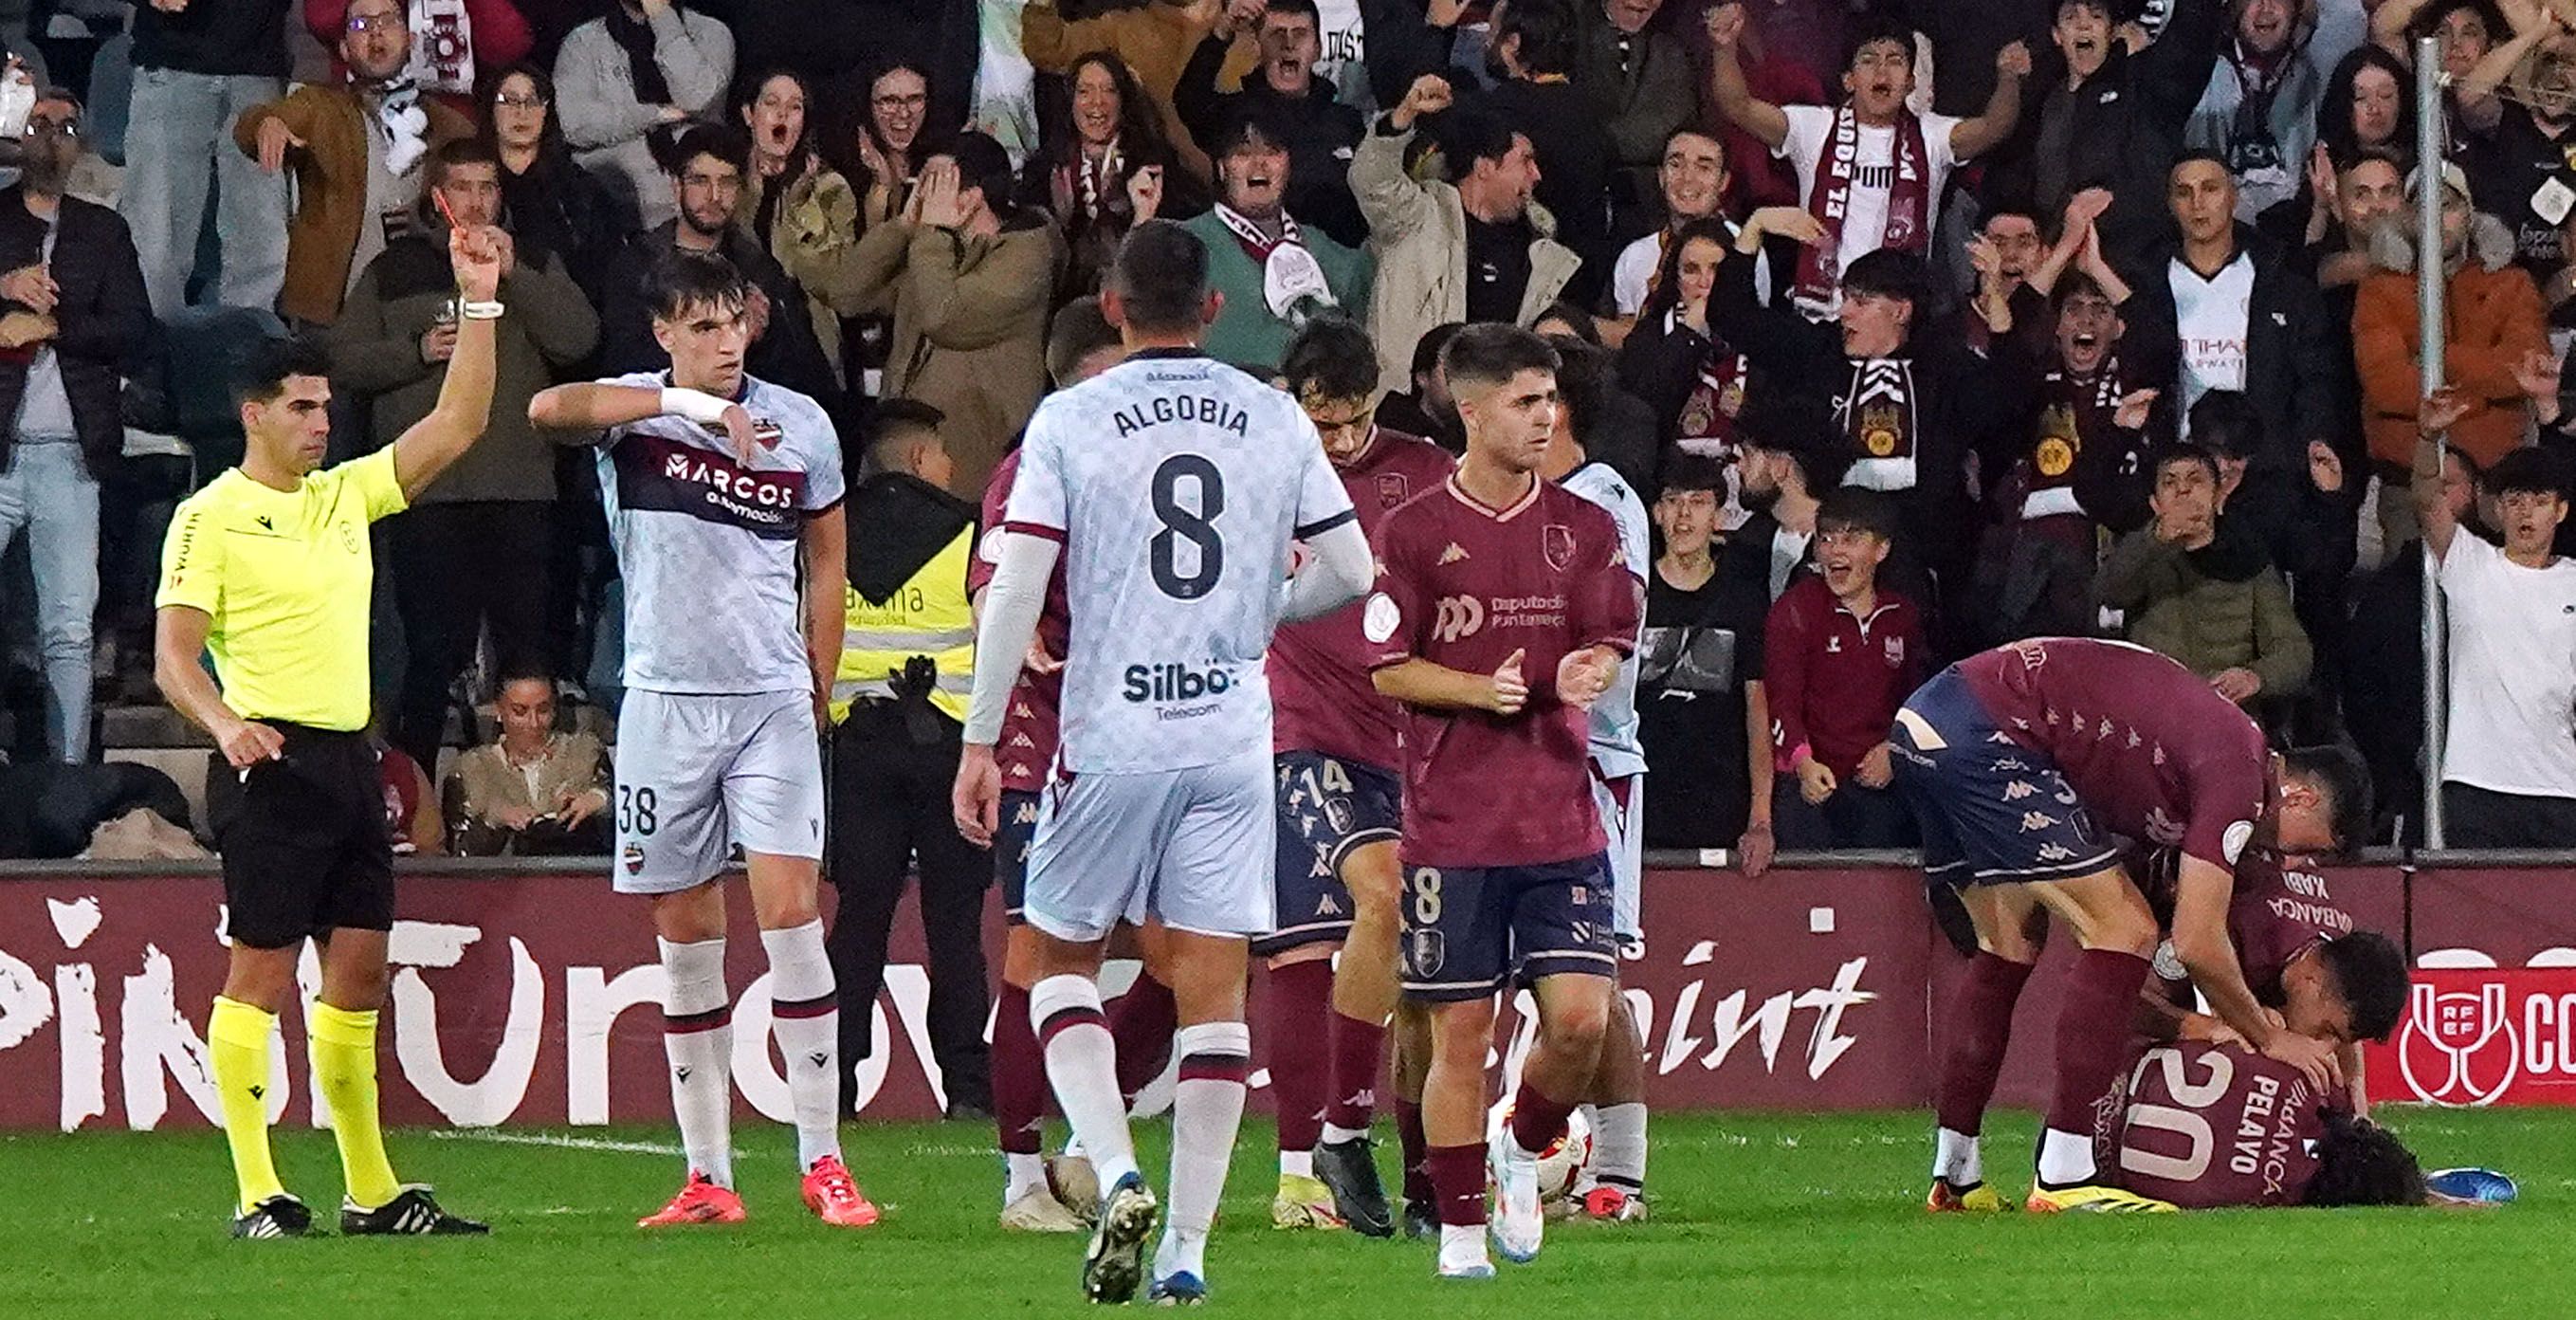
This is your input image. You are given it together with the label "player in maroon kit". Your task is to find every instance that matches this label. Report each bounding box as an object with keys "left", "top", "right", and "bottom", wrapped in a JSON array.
[
  {"left": 1258, "top": 318, "right": 1454, "bottom": 1237},
  {"left": 2108, "top": 1041, "right": 2426, "bottom": 1209},
  {"left": 1364, "top": 325, "right": 1642, "bottom": 1278},
  {"left": 975, "top": 301, "right": 1180, "bottom": 1232},
  {"left": 1891, "top": 637, "right": 2372, "bottom": 1213},
  {"left": 2135, "top": 845, "right": 2410, "bottom": 1112}
]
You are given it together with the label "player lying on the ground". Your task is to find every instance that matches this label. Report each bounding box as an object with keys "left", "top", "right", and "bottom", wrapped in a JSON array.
[
  {"left": 2109, "top": 1041, "right": 2427, "bottom": 1209},
  {"left": 1894, "top": 637, "right": 2372, "bottom": 1213}
]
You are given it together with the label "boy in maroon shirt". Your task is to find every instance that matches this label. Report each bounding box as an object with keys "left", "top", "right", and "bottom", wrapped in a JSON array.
[
  {"left": 1362, "top": 326, "right": 1640, "bottom": 1279},
  {"left": 1891, "top": 637, "right": 2369, "bottom": 1213},
  {"left": 1763, "top": 486, "right": 1923, "bottom": 850},
  {"left": 1258, "top": 318, "right": 1454, "bottom": 1237}
]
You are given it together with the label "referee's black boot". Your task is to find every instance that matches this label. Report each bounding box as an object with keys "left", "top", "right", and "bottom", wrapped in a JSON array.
[
  {"left": 230, "top": 1193, "right": 313, "bottom": 1239},
  {"left": 341, "top": 1185, "right": 490, "bottom": 1236}
]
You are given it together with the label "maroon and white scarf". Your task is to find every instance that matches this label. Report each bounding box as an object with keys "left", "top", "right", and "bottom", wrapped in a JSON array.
[
  {"left": 1215, "top": 202, "right": 1335, "bottom": 321},
  {"left": 1797, "top": 104, "right": 1932, "bottom": 312}
]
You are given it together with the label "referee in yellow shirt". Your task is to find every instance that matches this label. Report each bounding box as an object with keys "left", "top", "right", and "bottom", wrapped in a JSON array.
[{"left": 155, "top": 227, "right": 506, "bottom": 1240}]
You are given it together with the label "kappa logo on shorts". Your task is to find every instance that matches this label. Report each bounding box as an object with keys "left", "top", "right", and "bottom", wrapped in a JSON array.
[
  {"left": 623, "top": 842, "right": 648, "bottom": 875},
  {"left": 1408, "top": 929, "right": 1446, "bottom": 977}
]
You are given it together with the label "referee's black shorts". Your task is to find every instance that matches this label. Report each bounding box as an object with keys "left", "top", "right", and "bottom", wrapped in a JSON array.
[{"left": 207, "top": 724, "right": 394, "bottom": 950}]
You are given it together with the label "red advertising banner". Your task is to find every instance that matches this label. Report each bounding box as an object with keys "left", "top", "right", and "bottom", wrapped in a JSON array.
[
  {"left": 0, "top": 862, "right": 2566, "bottom": 1130},
  {"left": 2366, "top": 968, "right": 2576, "bottom": 1108}
]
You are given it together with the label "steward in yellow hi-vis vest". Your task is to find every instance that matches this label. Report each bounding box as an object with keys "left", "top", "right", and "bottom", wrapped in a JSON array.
[{"left": 824, "top": 405, "right": 997, "bottom": 1097}]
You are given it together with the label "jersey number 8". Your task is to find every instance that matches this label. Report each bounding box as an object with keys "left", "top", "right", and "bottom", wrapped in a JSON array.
[{"left": 1149, "top": 454, "right": 1225, "bottom": 599}]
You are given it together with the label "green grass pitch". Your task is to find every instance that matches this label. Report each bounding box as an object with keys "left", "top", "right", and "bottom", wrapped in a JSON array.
[{"left": 8, "top": 1109, "right": 2568, "bottom": 1319}]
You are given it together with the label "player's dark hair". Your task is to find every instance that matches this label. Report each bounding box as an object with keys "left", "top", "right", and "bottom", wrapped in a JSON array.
[
  {"left": 1046, "top": 296, "right": 1122, "bottom": 386},
  {"left": 2304, "top": 1109, "right": 2427, "bottom": 1207},
  {"left": 1660, "top": 452, "right": 1727, "bottom": 496},
  {"left": 1817, "top": 486, "right": 1901, "bottom": 543},
  {"left": 663, "top": 121, "right": 748, "bottom": 178},
  {"left": 1411, "top": 322, "right": 1467, "bottom": 381},
  {"left": 2315, "top": 931, "right": 2409, "bottom": 1043},
  {"left": 865, "top": 398, "right": 946, "bottom": 448},
  {"left": 647, "top": 249, "right": 754, "bottom": 322},
  {"left": 1280, "top": 315, "right": 1380, "bottom": 403},
  {"left": 1439, "top": 322, "right": 1560, "bottom": 394},
  {"left": 230, "top": 333, "right": 336, "bottom": 406},
  {"left": 2186, "top": 391, "right": 2262, "bottom": 459},
  {"left": 2153, "top": 442, "right": 2222, "bottom": 487},
  {"left": 2483, "top": 446, "right": 2571, "bottom": 501},
  {"left": 1107, "top": 220, "right": 1210, "bottom": 335},
  {"left": 1844, "top": 13, "right": 1917, "bottom": 71},
  {"left": 1261, "top": 0, "right": 1322, "bottom": 26},
  {"left": 2282, "top": 743, "right": 2373, "bottom": 856},
  {"left": 1840, "top": 248, "right": 1928, "bottom": 307}
]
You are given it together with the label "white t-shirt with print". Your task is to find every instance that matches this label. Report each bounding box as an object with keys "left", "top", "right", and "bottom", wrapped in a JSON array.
[
  {"left": 2167, "top": 251, "right": 2256, "bottom": 432},
  {"left": 1775, "top": 103, "right": 1965, "bottom": 315}
]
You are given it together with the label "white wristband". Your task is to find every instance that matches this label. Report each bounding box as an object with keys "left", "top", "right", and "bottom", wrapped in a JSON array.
[
  {"left": 660, "top": 387, "right": 732, "bottom": 426},
  {"left": 459, "top": 300, "right": 504, "bottom": 321}
]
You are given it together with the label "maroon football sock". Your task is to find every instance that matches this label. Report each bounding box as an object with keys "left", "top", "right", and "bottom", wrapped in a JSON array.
[
  {"left": 1935, "top": 952, "right": 2036, "bottom": 1138},
  {"left": 1425, "top": 1143, "right": 1488, "bottom": 1227},
  {"left": 1508, "top": 1077, "right": 1577, "bottom": 1156},
  {"left": 1111, "top": 971, "right": 1178, "bottom": 1103},
  {"left": 1324, "top": 1009, "right": 1388, "bottom": 1134},
  {"left": 1264, "top": 961, "right": 1333, "bottom": 1154},
  {"left": 992, "top": 982, "right": 1045, "bottom": 1156},
  {"left": 1394, "top": 1096, "right": 1432, "bottom": 1204},
  {"left": 2044, "top": 948, "right": 2152, "bottom": 1146}
]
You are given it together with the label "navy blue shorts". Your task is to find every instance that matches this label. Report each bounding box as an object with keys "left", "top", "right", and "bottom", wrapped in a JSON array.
[
  {"left": 1888, "top": 666, "right": 2120, "bottom": 889},
  {"left": 996, "top": 788, "right": 1041, "bottom": 924},
  {"left": 1254, "top": 750, "right": 1402, "bottom": 957},
  {"left": 1398, "top": 853, "right": 1617, "bottom": 1001}
]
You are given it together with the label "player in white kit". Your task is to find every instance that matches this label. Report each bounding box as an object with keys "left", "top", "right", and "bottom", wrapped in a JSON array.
[
  {"left": 529, "top": 251, "right": 875, "bottom": 1231},
  {"left": 1544, "top": 347, "right": 1654, "bottom": 1222},
  {"left": 952, "top": 223, "right": 1373, "bottom": 1305}
]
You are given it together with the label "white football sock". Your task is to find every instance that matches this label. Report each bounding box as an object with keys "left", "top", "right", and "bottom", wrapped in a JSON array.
[
  {"left": 659, "top": 936, "right": 734, "bottom": 1189},
  {"left": 1438, "top": 1223, "right": 1489, "bottom": 1273},
  {"left": 1280, "top": 1150, "right": 1314, "bottom": 1180},
  {"left": 1005, "top": 1151, "right": 1048, "bottom": 1205},
  {"left": 1592, "top": 1102, "right": 1647, "bottom": 1190},
  {"left": 1933, "top": 1127, "right": 1982, "bottom": 1186},
  {"left": 760, "top": 919, "right": 842, "bottom": 1169},
  {"left": 1165, "top": 1021, "right": 1250, "bottom": 1268},
  {"left": 1320, "top": 1122, "right": 1369, "bottom": 1146},
  {"left": 2037, "top": 1128, "right": 2096, "bottom": 1187},
  {"left": 1031, "top": 975, "right": 1139, "bottom": 1195}
]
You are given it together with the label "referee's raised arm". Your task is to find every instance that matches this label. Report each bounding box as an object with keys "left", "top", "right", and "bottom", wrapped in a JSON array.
[{"left": 388, "top": 226, "right": 508, "bottom": 502}]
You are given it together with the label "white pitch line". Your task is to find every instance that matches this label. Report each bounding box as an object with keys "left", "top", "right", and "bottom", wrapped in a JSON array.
[{"left": 429, "top": 1129, "right": 683, "bottom": 1157}]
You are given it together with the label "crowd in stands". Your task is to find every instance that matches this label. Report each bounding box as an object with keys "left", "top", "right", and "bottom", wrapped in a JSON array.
[{"left": 0, "top": 0, "right": 2570, "bottom": 862}]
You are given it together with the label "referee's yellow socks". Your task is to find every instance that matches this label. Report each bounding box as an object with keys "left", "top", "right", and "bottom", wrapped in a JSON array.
[
  {"left": 309, "top": 1002, "right": 402, "bottom": 1210},
  {"left": 208, "top": 996, "right": 287, "bottom": 1215}
]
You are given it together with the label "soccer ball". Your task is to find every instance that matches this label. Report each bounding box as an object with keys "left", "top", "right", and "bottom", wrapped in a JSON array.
[{"left": 1488, "top": 1099, "right": 1595, "bottom": 1203}]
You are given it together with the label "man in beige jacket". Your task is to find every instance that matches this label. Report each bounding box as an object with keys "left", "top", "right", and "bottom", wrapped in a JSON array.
[{"left": 1348, "top": 74, "right": 1580, "bottom": 397}]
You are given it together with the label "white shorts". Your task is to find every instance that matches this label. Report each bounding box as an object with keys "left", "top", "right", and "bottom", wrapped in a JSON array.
[
  {"left": 1024, "top": 746, "right": 1275, "bottom": 943},
  {"left": 1591, "top": 769, "right": 1644, "bottom": 949},
  {"left": 612, "top": 688, "right": 824, "bottom": 894}
]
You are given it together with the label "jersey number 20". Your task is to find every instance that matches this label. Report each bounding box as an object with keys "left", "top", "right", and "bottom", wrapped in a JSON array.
[{"left": 1150, "top": 454, "right": 1225, "bottom": 599}]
